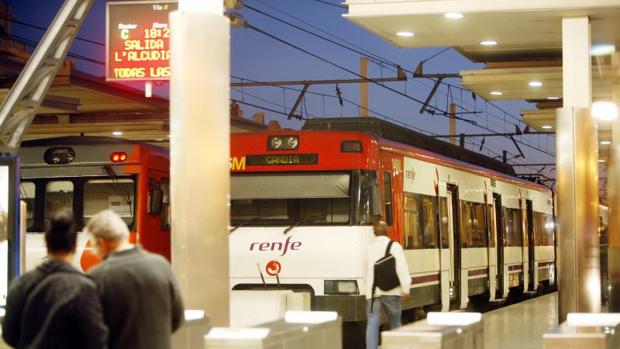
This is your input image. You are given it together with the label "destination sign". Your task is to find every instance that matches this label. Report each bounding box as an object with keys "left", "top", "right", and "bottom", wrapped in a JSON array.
[
  {"left": 106, "top": 1, "right": 177, "bottom": 81},
  {"left": 246, "top": 154, "right": 319, "bottom": 166}
]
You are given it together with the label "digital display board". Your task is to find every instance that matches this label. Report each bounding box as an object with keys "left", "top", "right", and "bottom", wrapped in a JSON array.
[
  {"left": 246, "top": 154, "right": 319, "bottom": 166},
  {"left": 0, "top": 157, "right": 19, "bottom": 308},
  {"left": 106, "top": 1, "right": 177, "bottom": 81}
]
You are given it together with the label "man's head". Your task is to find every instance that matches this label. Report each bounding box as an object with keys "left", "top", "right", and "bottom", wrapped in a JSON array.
[
  {"left": 84, "top": 209, "right": 130, "bottom": 259},
  {"left": 373, "top": 220, "right": 389, "bottom": 237},
  {"left": 46, "top": 209, "right": 77, "bottom": 258}
]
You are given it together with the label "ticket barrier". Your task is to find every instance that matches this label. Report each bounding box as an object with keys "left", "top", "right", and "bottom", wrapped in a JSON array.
[
  {"left": 205, "top": 311, "right": 342, "bottom": 349},
  {"left": 382, "top": 312, "right": 483, "bottom": 349},
  {"left": 172, "top": 310, "right": 210, "bottom": 349},
  {"left": 543, "top": 313, "right": 620, "bottom": 349}
]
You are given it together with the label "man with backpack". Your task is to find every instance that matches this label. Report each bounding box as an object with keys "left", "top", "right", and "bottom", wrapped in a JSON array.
[{"left": 365, "top": 220, "right": 411, "bottom": 349}]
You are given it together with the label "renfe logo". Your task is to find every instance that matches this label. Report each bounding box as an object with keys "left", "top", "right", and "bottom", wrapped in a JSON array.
[{"left": 249, "top": 236, "right": 302, "bottom": 256}]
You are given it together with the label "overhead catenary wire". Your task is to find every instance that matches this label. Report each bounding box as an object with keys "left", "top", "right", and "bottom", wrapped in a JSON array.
[
  {"left": 244, "top": 22, "right": 556, "bottom": 158},
  {"left": 243, "top": 2, "right": 554, "bottom": 155}
]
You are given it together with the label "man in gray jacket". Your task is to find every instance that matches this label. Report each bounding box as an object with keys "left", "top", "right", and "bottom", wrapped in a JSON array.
[{"left": 86, "top": 210, "right": 184, "bottom": 349}]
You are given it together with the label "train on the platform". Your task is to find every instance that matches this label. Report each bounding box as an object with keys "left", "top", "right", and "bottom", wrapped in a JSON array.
[
  {"left": 13, "top": 118, "right": 561, "bottom": 327},
  {"left": 17, "top": 136, "right": 170, "bottom": 272},
  {"left": 229, "top": 117, "right": 557, "bottom": 325}
]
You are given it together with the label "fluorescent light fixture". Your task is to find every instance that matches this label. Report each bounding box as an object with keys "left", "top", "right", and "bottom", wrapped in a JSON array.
[
  {"left": 427, "top": 312, "right": 482, "bottom": 326},
  {"left": 184, "top": 310, "right": 205, "bottom": 322},
  {"left": 166, "top": 134, "right": 171, "bottom": 138},
  {"left": 396, "top": 31, "right": 414, "bottom": 37},
  {"left": 547, "top": 96, "right": 560, "bottom": 100},
  {"left": 542, "top": 125, "right": 553, "bottom": 129},
  {"left": 112, "top": 131, "right": 123, "bottom": 136},
  {"left": 444, "top": 12, "right": 463, "bottom": 19},
  {"left": 207, "top": 328, "right": 270, "bottom": 340},
  {"left": 490, "top": 91, "right": 503, "bottom": 96},
  {"left": 601, "top": 140, "right": 612, "bottom": 145},
  {"left": 599, "top": 159, "right": 606, "bottom": 163},
  {"left": 591, "top": 44, "right": 616, "bottom": 56},
  {"left": 480, "top": 40, "right": 497, "bottom": 46},
  {"left": 285, "top": 311, "right": 338, "bottom": 324},
  {"left": 592, "top": 101, "right": 619, "bottom": 121},
  {"left": 529, "top": 81, "right": 543, "bottom": 87}
]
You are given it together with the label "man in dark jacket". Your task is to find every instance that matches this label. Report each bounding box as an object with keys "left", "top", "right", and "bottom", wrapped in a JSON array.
[
  {"left": 85, "top": 209, "right": 184, "bottom": 349},
  {"left": 2, "top": 210, "right": 108, "bottom": 349}
]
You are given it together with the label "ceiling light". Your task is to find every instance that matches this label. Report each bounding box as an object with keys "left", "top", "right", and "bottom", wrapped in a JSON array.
[
  {"left": 592, "top": 101, "right": 619, "bottom": 121},
  {"left": 591, "top": 44, "right": 616, "bottom": 56},
  {"left": 444, "top": 12, "right": 463, "bottom": 20},
  {"left": 599, "top": 159, "right": 606, "bottom": 163},
  {"left": 529, "top": 81, "right": 543, "bottom": 87},
  {"left": 112, "top": 131, "right": 123, "bottom": 136},
  {"left": 166, "top": 134, "right": 171, "bottom": 138},
  {"left": 490, "top": 91, "right": 503, "bottom": 96},
  {"left": 480, "top": 40, "right": 497, "bottom": 46},
  {"left": 601, "top": 140, "right": 612, "bottom": 145},
  {"left": 542, "top": 125, "right": 553, "bottom": 129},
  {"left": 547, "top": 96, "right": 560, "bottom": 100},
  {"left": 396, "top": 31, "right": 414, "bottom": 37}
]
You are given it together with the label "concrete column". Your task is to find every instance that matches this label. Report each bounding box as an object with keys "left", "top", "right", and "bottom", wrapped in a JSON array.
[
  {"left": 608, "top": 82, "right": 620, "bottom": 312},
  {"left": 170, "top": 2, "right": 230, "bottom": 326},
  {"left": 557, "top": 16, "right": 600, "bottom": 322}
]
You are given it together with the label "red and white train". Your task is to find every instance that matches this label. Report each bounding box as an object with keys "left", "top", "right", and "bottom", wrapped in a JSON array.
[{"left": 229, "top": 117, "right": 556, "bottom": 325}]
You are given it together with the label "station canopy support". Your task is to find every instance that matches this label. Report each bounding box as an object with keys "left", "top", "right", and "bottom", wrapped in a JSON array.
[
  {"left": 0, "top": 0, "right": 94, "bottom": 155},
  {"left": 556, "top": 16, "right": 601, "bottom": 321}
]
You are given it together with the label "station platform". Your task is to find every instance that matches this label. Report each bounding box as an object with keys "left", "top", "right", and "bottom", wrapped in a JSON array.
[{"left": 483, "top": 293, "right": 558, "bottom": 349}]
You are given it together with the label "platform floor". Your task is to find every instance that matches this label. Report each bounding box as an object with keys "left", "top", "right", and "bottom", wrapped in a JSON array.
[{"left": 483, "top": 292, "right": 558, "bottom": 349}]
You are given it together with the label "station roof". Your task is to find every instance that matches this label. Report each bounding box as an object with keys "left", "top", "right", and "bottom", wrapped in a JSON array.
[
  {"left": 0, "top": 38, "right": 267, "bottom": 145},
  {"left": 345, "top": 0, "right": 620, "bottom": 62}
]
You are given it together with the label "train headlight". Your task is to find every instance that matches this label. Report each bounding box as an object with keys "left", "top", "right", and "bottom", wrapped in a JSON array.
[
  {"left": 324, "top": 280, "right": 359, "bottom": 295},
  {"left": 268, "top": 135, "right": 299, "bottom": 150}
]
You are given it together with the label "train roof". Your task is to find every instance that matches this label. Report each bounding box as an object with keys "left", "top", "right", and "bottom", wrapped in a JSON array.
[
  {"left": 302, "top": 117, "right": 516, "bottom": 176},
  {"left": 21, "top": 136, "right": 140, "bottom": 147}
]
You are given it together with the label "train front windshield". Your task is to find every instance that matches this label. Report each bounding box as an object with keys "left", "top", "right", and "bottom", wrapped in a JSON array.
[
  {"left": 20, "top": 177, "right": 136, "bottom": 231},
  {"left": 231, "top": 171, "right": 377, "bottom": 226}
]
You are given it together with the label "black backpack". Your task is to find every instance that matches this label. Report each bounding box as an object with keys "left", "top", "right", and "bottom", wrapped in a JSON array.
[{"left": 371, "top": 240, "right": 400, "bottom": 311}]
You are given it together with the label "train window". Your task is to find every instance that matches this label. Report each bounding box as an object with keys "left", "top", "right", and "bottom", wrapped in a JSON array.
[
  {"left": 503, "top": 208, "right": 523, "bottom": 246},
  {"left": 231, "top": 173, "right": 351, "bottom": 226},
  {"left": 84, "top": 179, "right": 135, "bottom": 227},
  {"left": 533, "top": 212, "right": 554, "bottom": 246},
  {"left": 160, "top": 179, "right": 170, "bottom": 231},
  {"left": 460, "top": 202, "right": 487, "bottom": 248},
  {"left": 44, "top": 181, "right": 74, "bottom": 226},
  {"left": 383, "top": 172, "right": 393, "bottom": 226},
  {"left": 357, "top": 171, "right": 376, "bottom": 225},
  {"left": 403, "top": 194, "right": 438, "bottom": 249},
  {"left": 403, "top": 195, "right": 421, "bottom": 249},
  {"left": 20, "top": 182, "right": 35, "bottom": 229}
]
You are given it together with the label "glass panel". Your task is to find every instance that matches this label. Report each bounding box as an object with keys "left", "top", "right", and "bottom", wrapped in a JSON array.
[
  {"left": 421, "top": 196, "right": 438, "bottom": 248},
  {"left": 460, "top": 202, "right": 473, "bottom": 247},
  {"left": 45, "top": 181, "right": 73, "bottom": 226},
  {"left": 160, "top": 179, "right": 170, "bottom": 231},
  {"left": 472, "top": 203, "right": 487, "bottom": 247},
  {"left": 503, "top": 207, "right": 523, "bottom": 247},
  {"left": 440, "top": 198, "right": 449, "bottom": 248},
  {"left": 20, "top": 182, "right": 35, "bottom": 229},
  {"left": 383, "top": 172, "right": 393, "bottom": 226},
  {"left": 403, "top": 194, "right": 420, "bottom": 249},
  {"left": 357, "top": 171, "right": 375, "bottom": 225},
  {"left": 232, "top": 173, "right": 350, "bottom": 200},
  {"left": 84, "top": 179, "right": 135, "bottom": 227}
]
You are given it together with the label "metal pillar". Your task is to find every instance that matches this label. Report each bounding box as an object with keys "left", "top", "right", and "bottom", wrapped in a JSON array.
[
  {"left": 170, "top": 2, "right": 230, "bottom": 326},
  {"left": 557, "top": 16, "right": 600, "bottom": 322},
  {"left": 360, "top": 56, "right": 368, "bottom": 117},
  {"left": 608, "top": 82, "right": 620, "bottom": 312}
]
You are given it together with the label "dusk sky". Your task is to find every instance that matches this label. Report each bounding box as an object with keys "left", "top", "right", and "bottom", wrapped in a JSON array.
[{"left": 5, "top": 0, "right": 557, "bottom": 177}]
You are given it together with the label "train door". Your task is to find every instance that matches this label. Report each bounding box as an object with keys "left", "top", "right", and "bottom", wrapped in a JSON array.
[
  {"left": 526, "top": 200, "right": 535, "bottom": 291},
  {"left": 446, "top": 184, "right": 462, "bottom": 309},
  {"left": 493, "top": 193, "right": 506, "bottom": 299}
]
